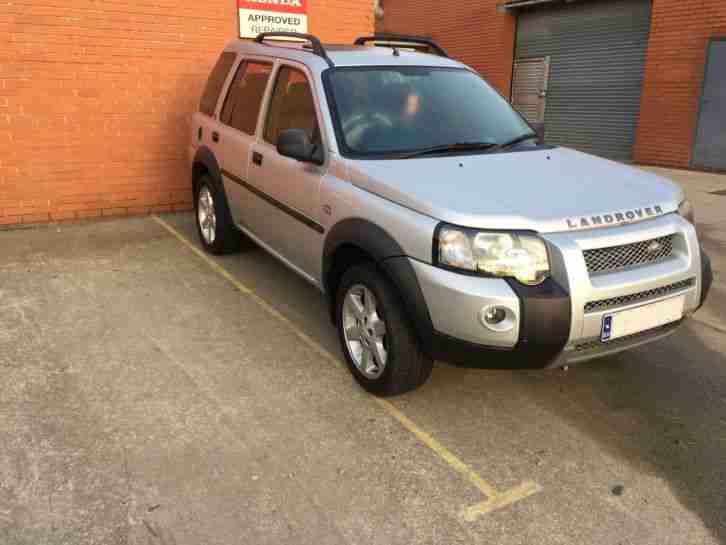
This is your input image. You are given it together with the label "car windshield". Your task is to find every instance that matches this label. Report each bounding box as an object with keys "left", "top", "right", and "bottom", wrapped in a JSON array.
[{"left": 326, "top": 67, "right": 535, "bottom": 157}]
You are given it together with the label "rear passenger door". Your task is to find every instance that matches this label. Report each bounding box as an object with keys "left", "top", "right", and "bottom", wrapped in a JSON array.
[
  {"left": 215, "top": 59, "right": 273, "bottom": 225},
  {"left": 247, "top": 63, "right": 327, "bottom": 282}
]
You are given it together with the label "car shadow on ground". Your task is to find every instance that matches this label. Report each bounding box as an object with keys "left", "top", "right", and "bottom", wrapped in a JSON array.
[
  {"left": 439, "top": 322, "right": 726, "bottom": 542},
  {"left": 405, "top": 232, "right": 726, "bottom": 543}
]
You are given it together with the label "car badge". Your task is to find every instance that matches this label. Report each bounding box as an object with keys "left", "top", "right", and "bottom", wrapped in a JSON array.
[{"left": 646, "top": 240, "right": 663, "bottom": 254}]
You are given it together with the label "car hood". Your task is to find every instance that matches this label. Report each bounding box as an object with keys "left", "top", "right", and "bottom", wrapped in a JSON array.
[{"left": 346, "top": 147, "right": 684, "bottom": 233}]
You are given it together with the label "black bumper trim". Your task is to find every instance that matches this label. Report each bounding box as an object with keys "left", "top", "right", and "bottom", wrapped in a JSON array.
[
  {"left": 428, "top": 277, "right": 572, "bottom": 368},
  {"left": 430, "top": 332, "right": 554, "bottom": 369},
  {"left": 385, "top": 257, "right": 573, "bottom": 367},
  {"left": 505, "top": 277, "right": 572, "bottom": 363},
  {"left": 698, "top": 247, "right": 713, "bottom": 310}
]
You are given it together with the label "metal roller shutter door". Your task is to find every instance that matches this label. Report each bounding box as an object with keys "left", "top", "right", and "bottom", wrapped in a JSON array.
[{"left": 514, "top": 0, "right": 652, "bottom": 162}]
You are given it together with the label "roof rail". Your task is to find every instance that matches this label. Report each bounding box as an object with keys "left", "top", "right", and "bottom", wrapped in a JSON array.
[
  {"left": 353, "top": 33, "right": 450, "bottom": 58},
  {"left": 254, "top": 32, "right": 334, "bottom": 68}
]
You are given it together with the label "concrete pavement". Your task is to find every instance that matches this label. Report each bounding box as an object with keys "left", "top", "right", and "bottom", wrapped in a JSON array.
[{"left": 0, "top": 167, "right": 725, "bottom": 544}]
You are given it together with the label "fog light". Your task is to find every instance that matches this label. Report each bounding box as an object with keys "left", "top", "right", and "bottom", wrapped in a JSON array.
[
  {"left": 483, "top": 306, "right": 506, "bottom": 325},
  {"left": 478, "top": 305, "right": 515, "bottom": 333}
]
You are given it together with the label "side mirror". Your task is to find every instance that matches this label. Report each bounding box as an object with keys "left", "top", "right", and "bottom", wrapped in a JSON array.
[{"left": 277, "top": 129, "right": 324, "bottom": 165}]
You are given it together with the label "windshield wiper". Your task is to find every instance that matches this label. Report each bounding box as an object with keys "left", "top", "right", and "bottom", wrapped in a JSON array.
[
  {"left": 484, "top": 132, "right": 539, "bottom": 153},
  {"left": 401, "top": 141, "right": 498, "bottom": 159}
]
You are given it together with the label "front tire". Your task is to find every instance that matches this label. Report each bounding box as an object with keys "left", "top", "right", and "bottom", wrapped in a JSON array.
[
  {"left": 336, "top": 263, "right": 433, "bottom": 396},
  {"left": 195, "top": 176, "right": 241, "bottom": 255}
]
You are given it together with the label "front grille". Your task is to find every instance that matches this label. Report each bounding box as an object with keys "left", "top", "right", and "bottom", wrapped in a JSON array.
[
  {"left": 573, "top": 320, "right": 683, "bottom": 353},
  {"left": 584, "top": 278, "right": 695, "bottom": 313},
  {"left": 583, "top": 234, "right": 675, "bottom": 274}
]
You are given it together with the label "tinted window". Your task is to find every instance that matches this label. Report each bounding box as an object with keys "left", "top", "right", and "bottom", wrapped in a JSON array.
[
  {"left": 327, "top": 67, "right": 534, "bottom": 156},
  {"left": 220, "top": 61, "right": 273, "bottom": 135},
  {"left": 264, "top": 66, "right": 320, "bottom": 146},
  {"left": 199, "top": 52, "right": 236, "bottom": 116}
]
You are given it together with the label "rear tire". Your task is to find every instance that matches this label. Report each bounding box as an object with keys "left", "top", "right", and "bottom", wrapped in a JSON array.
[
  {"left": 195, "top": 175, "right": 242, "bottom": 255},
  {"left": 336, "top": 263, "right": 433, "bottom": 396}
]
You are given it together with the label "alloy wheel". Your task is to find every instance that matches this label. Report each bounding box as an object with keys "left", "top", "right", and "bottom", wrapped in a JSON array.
[
  {"left": 342, "top": 284, "right": 388, "bottom": 379},
  {"left": 197, "top": 185, "right": 216, "bottom": 245}
]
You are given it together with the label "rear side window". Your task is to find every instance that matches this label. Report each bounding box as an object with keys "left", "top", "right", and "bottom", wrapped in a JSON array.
[
  {"left": 220, "top": 61, "right": 273, "bottom": 135},
  {"left": 264, "top": 66, "right": 320, "bottom": 146},
  {"left": 199, "top": 52, "right": 236, "bottom": 116}
]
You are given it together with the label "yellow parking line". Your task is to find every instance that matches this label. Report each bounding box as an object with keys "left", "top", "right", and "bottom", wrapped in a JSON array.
[
  {"left": 152, "top": 214, "right": 542, "bottom": 521},
  {"left": 462, "top": 480, "right": 542, "bottom": 522},
  {"left": 375, "top": 398, "right": 499, "bottom": 498}
]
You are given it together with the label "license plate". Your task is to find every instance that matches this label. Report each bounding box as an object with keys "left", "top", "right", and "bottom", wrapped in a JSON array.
[{"left": 601, "top": 295, "right": 685, "bottom": 342}]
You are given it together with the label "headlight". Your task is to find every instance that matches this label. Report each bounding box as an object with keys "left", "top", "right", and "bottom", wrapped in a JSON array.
[
  {"left": 437, "top": 225, "right": 550, "bottom": 285},
  {"left": 678, "top": 199, "right": 695, "bottom": 224}
]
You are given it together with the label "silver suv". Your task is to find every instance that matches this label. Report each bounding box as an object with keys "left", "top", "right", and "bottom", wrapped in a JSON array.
[{"left": 189, "top": 32, "right": 712, "bottom": 396}]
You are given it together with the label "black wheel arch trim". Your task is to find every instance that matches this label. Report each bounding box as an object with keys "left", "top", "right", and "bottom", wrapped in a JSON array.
[
  {"left": 192, "top": 145, "right": 235, "bottom": 221},
  {"left": 322, "top": 218, "right": 436, "bottom": 349},
  {"left": 193, "top": 146, "right": 223, "bottom": 190},
  {"left": 380, "top": 257, "right": 436, "bottom": 353},
  {"left": 698, "top": 247, "right": 713, "bottom": 310},
  {"left": 323, "top": 218, "right": 574, "bottom": 365},
  {"left": 322, "top": 218, "right": 407, "bottom": 280}
]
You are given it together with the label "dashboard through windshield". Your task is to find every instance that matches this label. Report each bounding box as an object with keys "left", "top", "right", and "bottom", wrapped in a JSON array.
[{"left": 325, "top": 67, "right": 535, "bottom": 158}]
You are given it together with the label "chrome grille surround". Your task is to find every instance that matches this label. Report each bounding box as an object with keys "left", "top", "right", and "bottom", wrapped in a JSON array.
[
  {"left": 583, "top": 234, "right": 675, "bottom": 274},
  {"left": 584, "top": 278, "right": 695, "bottom": 313}
]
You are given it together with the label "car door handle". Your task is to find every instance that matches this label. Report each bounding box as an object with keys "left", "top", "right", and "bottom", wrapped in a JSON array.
[
  {"left": 252, "top": 152, "right": 263, "bottom": 166},
  {"left": 212, "top": 131, "right": 220, "bottom": 143}
]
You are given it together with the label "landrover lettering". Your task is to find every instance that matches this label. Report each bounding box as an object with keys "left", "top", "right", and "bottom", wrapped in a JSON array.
[{"left": 566, "top": 205, "right": 667, "bottom": 230}]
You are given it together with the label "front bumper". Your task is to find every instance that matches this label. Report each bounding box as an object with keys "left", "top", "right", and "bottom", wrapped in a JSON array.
[{"left": 408, "top": 214, "right": 710, "bottom": 368}]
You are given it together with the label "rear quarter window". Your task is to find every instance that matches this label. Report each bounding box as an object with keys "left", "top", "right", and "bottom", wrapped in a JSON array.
[{"left": 199, "top": 52, "right": 236, "bottom": 116}]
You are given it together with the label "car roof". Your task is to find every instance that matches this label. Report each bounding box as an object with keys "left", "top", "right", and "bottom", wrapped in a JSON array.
[{"left": 222, "top": 39, "right": 467, "bottom": 71}]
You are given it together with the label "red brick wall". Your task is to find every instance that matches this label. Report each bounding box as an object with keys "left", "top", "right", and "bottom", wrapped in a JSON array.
[
  {"left": 0, "top": 0, "right": 372, "bottom": 226},
  {"left": 634, "top": 0, "right": 726, "bottom": 169},
  {"left": 310, "top": 0, "right": 375, "bottom": 41},
  {"left": 382, "top": 1, "right": 515, "bottom": 96}
]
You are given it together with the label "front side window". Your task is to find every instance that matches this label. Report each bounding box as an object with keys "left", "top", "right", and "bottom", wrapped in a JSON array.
[
  {"left": 326, "top": 67, "right": 535, "bottom": 157},
  {"left": 264, "top": 66, "right": 320, "bottom": 147},
  {"left": 220, "top": 61, "right": 273, "bottom": 135},
  {"left": 199, "top": 52, "right": 236, "bottom": 116}
]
